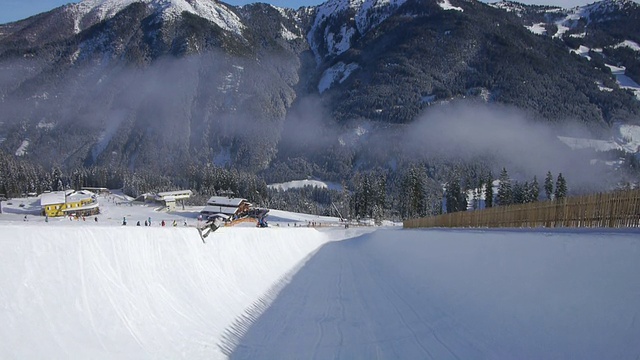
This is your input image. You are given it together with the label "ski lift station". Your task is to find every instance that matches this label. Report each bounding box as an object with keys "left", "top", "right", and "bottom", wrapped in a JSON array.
[{"left": 154, "top": 190, "right": 193, "bottom": 211}]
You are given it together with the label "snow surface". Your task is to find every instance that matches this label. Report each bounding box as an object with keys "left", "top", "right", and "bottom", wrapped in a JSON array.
[
  {"left": 2, "top": 194, "right": 640, "bottom": 359},
  {"left": 525, "top": 23, "right": 546, "bottom": 35},
  {"left": 267, "top": 179, "right": 343, "bottom": 191},
  {"left": 552, "top": 10, "right": 581, "bottom": 39},
  {"left": 606, "top": 64, "right": 640, "bottom": 100},
  {"left": 318, "top": 61, "right": 359, "bottom": 93},
  {"left": 232, "top": 229, "right": 640, "bottom": 359},
  {"left": 564, "top": 43, "right": 640, "bottom": 100},
  {"left": 596, "top": 80, "right": 614, "bottom": 92},
  {"left": 308, "top": 0, "right": 408, "bottom": 64},
  {"left": 558, "top": 135, "right": 621, "bottom": 152},
  {"left": 14, "top": 139, "right": 29, "bottom": 156},
  {"left": 280, "top": 23, "right": 299, "bottom": 41},
  {"left": 325, "top": 25, "right": 357, "bottom": 58},
  {"left": 614, "top": 40, "right": 640, "bottom": 52},
  {"left": 558, "top": 123, "right": 640, "bottom": 153},
  {"left": 437, "top": 0, "right": 463, "bottom": 12},
  {"left": 570, "top": 44, "right": 592, "bottom": 60},
  {"left": 69, "top": 0, "right": 244, "bottom": 35}
]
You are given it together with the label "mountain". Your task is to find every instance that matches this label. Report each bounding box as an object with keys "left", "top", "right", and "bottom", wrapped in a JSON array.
[
  {"left": 0, "top": 0, "right": 639, "bottom": 191},
  {"left": 495, "top": 0, "right": 640, "bottom": 96},
  {"left": 0, "top": 0, "right": 307, "bottom": 172},
  {"left": 306, "top": 0, "right": 640, "bottom": 126}
]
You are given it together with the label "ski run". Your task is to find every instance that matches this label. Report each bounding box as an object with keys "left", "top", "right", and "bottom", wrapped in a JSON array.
[{"left": 1, "top": 194, "right": 639, "bottom": 359}]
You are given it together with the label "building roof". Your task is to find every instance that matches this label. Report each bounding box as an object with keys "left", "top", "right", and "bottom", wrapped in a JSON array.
[
  {"left": 40, "top": 191, "right": 67, "bottom": 206},
  {"left": 41, "top": 190, "right": 96, "bottom": 207},
  {"left": 201, "top": 205, "right": 241, "bottom": 216},
  {"left": 67, "top": 191, "right": 95, "bottom": 203},
  {"left": 156, "top": 190, "right": 192, "bottom": 201},
  {"left": 158, "top": 190, "right": 193, "bottom": 197},
  {"left": 206, "top": 196, "right": 247, "bottom": 207},
  {"left": 81, "top": 187, "right": 108, "bottom": 192}
]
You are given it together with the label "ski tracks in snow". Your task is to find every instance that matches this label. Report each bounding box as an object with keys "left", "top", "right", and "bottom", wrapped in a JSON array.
[{"left": 230, "top": 230, "right": 501, "bottom": 359}]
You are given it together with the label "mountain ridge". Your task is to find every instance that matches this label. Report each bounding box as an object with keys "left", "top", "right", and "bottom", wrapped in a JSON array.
[{"left": 0, "top": 0, "right": 639, "bottom": 197}]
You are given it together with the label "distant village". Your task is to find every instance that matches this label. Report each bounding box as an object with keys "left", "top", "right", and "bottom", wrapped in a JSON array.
[{"left": 33, "top": 188, "right": 268, "bottom": 225}]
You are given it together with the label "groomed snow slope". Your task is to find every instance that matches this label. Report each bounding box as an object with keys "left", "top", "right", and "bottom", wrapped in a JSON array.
[
  {"left": 232, "top": 229, "right": 640, "bottom": 359},
  {"left": 0, "top": 226, "right": 336, "bottom": 359},
  {"left": 2, "top": 225, "right": 640, "bottom": 359}
]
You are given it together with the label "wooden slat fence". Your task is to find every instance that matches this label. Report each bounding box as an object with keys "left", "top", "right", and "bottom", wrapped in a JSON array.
[{"left": 404, "top": 189, "right": 640, "bottom": 229}]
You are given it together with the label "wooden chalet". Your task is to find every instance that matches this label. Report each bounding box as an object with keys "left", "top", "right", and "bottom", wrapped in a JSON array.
[{"left": 200, "top": 196, "right": 252, "bottom": 221}]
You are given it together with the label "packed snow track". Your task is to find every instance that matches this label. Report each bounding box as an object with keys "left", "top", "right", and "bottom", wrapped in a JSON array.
[{"left": 1, "top": 226, "right": 640, "bottom": 359}]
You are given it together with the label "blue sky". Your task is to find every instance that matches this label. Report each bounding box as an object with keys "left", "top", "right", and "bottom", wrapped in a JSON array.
[{"left": 0, "top": 0, "right": 609, "bottom": 25}]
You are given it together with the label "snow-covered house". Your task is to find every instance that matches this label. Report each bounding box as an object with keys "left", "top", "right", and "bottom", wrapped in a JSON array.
[
  {"left": 41, "top": 190, "right": 99, "bottom": 217},
  {"left": 200, "top": 196, "right": 252, "bottom": 220}
]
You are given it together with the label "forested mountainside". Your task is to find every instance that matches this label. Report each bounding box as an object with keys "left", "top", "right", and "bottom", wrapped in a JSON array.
[{"left": 1, "top": 0, "right": 639, "bottom": 218}]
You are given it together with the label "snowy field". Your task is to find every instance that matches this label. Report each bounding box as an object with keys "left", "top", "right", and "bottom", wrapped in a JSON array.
[{"left": 1, "top": 194, "right": 640, "bottom": 359}]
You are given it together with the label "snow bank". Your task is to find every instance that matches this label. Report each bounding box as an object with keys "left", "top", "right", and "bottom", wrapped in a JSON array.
[{"left": 0, "top": 226, "right": 329, "bottom": 359}]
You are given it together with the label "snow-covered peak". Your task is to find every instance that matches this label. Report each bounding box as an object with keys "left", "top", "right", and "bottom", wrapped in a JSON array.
[
  {"left": 554, "top": 0, "right": 638, "bottom": 28},
  {"left": 488, "top": 1, "right": 554, "bottom": 15},
  {"left": 576, "top": 0, "right": 638, "bottom": 16},
  {"left": 354, "top": 0, "right": 409, "bottom": 33},
  {"left": 308, "top": 0, "right": 408, "bottom": 64},
  {"left": 438, "top": 0, "right": 463, "bottom": 12},
  {"left": 489, "top": 1, "right": 527, "bottom": 13},
  {"left": 68, "top": 0, "right": 244, "bottom": 35},
  {"left": 312, "top": 0, "right": 408, "bottom": 35}
]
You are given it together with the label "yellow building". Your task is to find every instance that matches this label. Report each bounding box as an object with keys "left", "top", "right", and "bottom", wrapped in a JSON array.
[{"left": 41, "top": 190, "right": 99, "bottom": 217}]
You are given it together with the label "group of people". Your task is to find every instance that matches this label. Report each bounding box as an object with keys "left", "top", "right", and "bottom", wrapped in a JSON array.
[
  {"left": 36, "top": 214, "right": 98, "bottom": 223},
  {"left": 122, "top": 216, "right": 187, "bottom": 227}
]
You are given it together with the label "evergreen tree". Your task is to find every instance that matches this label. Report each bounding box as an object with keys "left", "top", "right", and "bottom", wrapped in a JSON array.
[
  {"left": 445, "top": 179, "right": 457, "bottom": 213},
  {"left": 51, "top": 167, "right": 64, "bottom": 191},
  {"left": 473, "top": 182, "right": 481, "bottom": 210},
  {"left": 512, "top": 181, "right": 524, "bottom": 204},
  {"left": 351, "top": 171, "right": 387, "bottom": 219},
  {"left": 544, "top": 171, "right": 554, "bottom": 200},
  {"left": 484, "top": 174, "right": 493, "bottom": 208},
  {"left": 497, "top": 167, "right": 512, "bottom": 206},
  {"left": 401, "top": 166, "right": 427, "bottom": 219},
  {"left": 530, "top": 176, "right": 540, "bottom": 203},
  {"left": 445, "top": 175, "right": 467, "bottom": 213},
  {"left": 555, "top": 173, "right": 567, "bottom": 200},
  {"left": 523, "top": 181, "right": 531, "bottom": 203}
]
